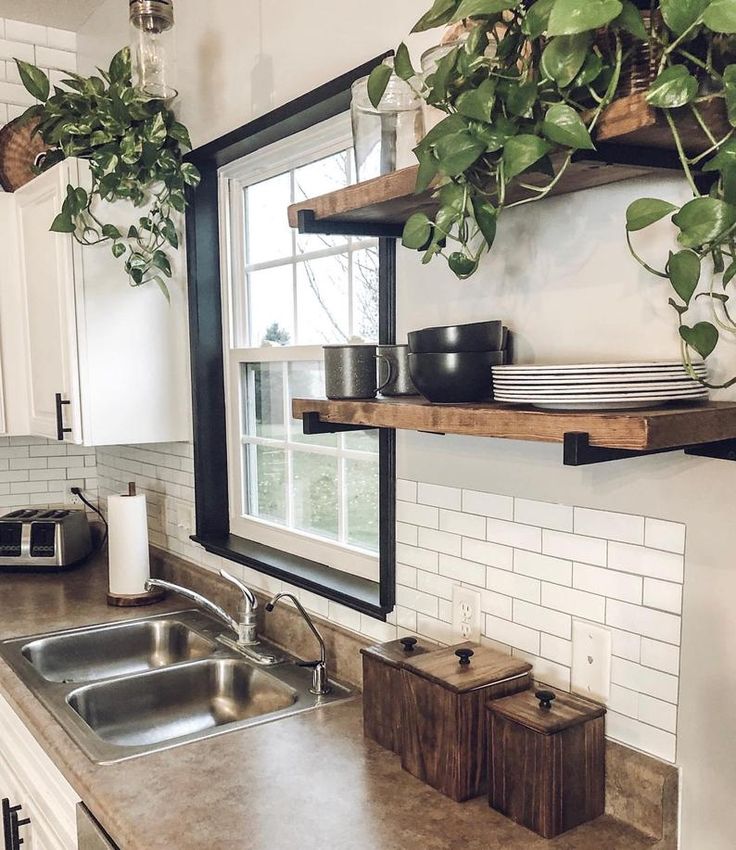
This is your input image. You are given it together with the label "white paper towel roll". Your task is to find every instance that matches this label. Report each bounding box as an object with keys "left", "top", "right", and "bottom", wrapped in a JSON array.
[{"left": 108, "top": 493, "right": 150, "bottom": 596}]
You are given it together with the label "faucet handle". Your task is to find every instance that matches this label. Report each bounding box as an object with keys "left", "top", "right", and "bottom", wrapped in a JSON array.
[{"left": 220, "top": 569, "right": 258, "bottom": 610}]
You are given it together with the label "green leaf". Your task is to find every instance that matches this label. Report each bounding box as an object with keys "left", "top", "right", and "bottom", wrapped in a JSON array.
[
  {"left": 180, "top": 162, "right": 201, "bottom": 188},
  {"left": 548, "top": 0, "right": 623, "bottom": 35},
  {"left": 646, "top": 65, "right": 698, "bottom": 108},
  {"left": 523, "top": 0, "right": 556, "bottom": 38},
  {"left": 455, "top": 78, "right": 496, "bottom": 121},
  {"left": 503, "top": 134, "right": 552, "bottom": 179},
  {"left": 724, "top": 65, "right": 736, "bottom": 127},
  {"left": 439, "top": 182, "right": 467, "bottom": 211},
  {"left": 403, "top": 212, "right": 433, "bottom": 249},
  {"left": 505, "top": 80, "right": 537, "bottom": 117},
  {"left": 472, "top": 198, "right": 497, "bottom": 248},
  {"left": 448, "top": 252, "right": 478, "bottom": 278},
  {"left": 394, "top": 43, "right": 415, "bottom": 81},
  {"left": 572, "top": 53, "right": 604, "bottom": 88},
  {"left": 614, "top": 0, "right": 650, "bottom": 40},
  {"left": 15, "top": 60, "right": 50, "bottom": 102},
  {"left": 50, "top": 212, "right": 75, "bottom": 233},
  {"left": 667, "top": 250, "right": 701, "bottom": 304},
  {"left": 724, "top": 260, "right": 736, "bottom": 285},
  {"left": 101, "top": 223, "right": 121, "bottom": 239},
  {"left": 703, "top": 0, "right": 736, "bottom": 33},
  {"left": 152, "top": 250, "right": 172, "bottom": 277},
  {"left": 450, "top": 0, "right": 518, "bottom": 21},
  {"left": 367, "top": 63, "right": 393, "bottom": 109},
  {"left": 542, "top": 103, "right": 595, "bottom": 150},
  {"left": 541, "top": 34, "right": 592, "bottom": 88},
  {"left": 414, "top": 148, "right": 440, "bottom": 193},
  {"left": 112, "top": 242, "right": 126, "bottom": 259},
  {"left": 680, "top": 322, "right": 719, "bottom": 358},
  {"left": 109, "top": 48, "right": 131, "bottom": 84},
  {"left": 146, "top": 112, "right": 167, "bottom": 146},
  {"left": 411, "top": 0, "right": 458, "bottom": 32},
  {"left": 434, "top": 130, "right": 486, "bottom": 176},
  {"left": 161, "top": 218, "right": 179, "bottom": 249},
  {"left": 660, "top": 0, "right": 710, "bottom": 35},
  {"left": 626, "top": 198, "right": 679, "bottom": 231},
  {"left": 672, "top": 197, "right": 736, "bottom": 247},
  {"left": 169, "top": 121, "right": 193, "bottom": 149}
]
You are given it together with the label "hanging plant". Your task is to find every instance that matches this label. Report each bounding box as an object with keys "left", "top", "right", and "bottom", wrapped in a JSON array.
[
  {"left": 14, "top": 47, "right": 200, "bottom": 299},
  {"left": 370, "top": 0, "right": 736, "bottom": 385}
]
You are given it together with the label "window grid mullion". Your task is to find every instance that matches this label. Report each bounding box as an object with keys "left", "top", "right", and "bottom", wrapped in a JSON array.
[{"left": 283, "top": 360, "right": 295, "bottom": 528}]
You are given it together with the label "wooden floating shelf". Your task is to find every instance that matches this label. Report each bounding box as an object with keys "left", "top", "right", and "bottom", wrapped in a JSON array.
[
  {"left": 292, "top": 397, "right": 736, "bottom": 463},
  {"left": 288, "top": 94, "right": 729, "bottom": 237}
]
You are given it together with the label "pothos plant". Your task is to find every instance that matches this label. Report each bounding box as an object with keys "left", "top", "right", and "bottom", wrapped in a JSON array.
[
  {"left": 14, "top": 47, "right": 200, "bottom": 299},
  {"left": 369, "top": 0, "right": 736, "bottom": 385}
]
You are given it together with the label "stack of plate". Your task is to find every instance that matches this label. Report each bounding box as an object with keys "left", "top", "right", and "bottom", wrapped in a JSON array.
[{"left": 491, "top": 361, "right": 709, "bottom": 410}]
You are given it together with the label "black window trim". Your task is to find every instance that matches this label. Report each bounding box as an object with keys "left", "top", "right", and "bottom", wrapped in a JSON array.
[{"left": 184, "top": 53, "right": 396, "bottom": 620}]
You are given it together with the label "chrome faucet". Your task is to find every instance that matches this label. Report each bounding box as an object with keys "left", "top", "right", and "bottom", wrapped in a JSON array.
[
  {"left": 265, "top": 592, "right": 331, "bottom": 695},
  {"left": 145, "top": 569, "right": 259, "bottom": 647}
]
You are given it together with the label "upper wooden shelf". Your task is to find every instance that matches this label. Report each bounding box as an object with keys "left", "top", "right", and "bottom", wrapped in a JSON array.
[
  {"left": 288, "top": 94, "right": 728, "bottom": 237},
  {"left": 292, "top": 396, "right": 736, "bottom": 464}
]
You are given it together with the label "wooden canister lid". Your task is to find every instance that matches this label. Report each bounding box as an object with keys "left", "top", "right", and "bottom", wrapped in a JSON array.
[
  {"left": 360, "top": 636, "right": 435, "bottom": 670},
  {"left": 402, "top": 642, "right": 532, "bottom": 693},
  {"left": 488, "top": 688, "right": 606, "bottom": 735}
]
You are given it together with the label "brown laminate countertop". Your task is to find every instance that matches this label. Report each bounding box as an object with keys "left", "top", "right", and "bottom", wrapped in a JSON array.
[{"left": 0, "top": 556, "right": 661, "bottom": 850}]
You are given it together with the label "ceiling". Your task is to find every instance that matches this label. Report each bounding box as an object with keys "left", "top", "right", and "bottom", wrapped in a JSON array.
[{"left": 0, "top": 0, "right": 102, "bottom": 31}]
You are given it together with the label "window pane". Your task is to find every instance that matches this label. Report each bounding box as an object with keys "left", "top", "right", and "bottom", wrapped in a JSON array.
[
  {"left": 296, "top": 254, "right": 350, "bottom": 345},
  {"left": 292, "top": 451, "right": 338, "bottom": 540},
  {"left": 248, "top": 265, "right": 294, "bottom": 347},
  {"left": 288, "top": 361, "right": 336, "bottom": 447},
  {"left": 245, "top": 173, "right": 292, "bottom": 266},
  {"left": 244, "top": 444, "right": 287, "bottom": 524},
  {"left": 352, "top": 247, "right": 380, "bottom": 342},
  {"left": 294, "top": 151, "right": 352, "bottom": 254},
  {"left": 345, "top": 458, "right": 379, "bottom": 552},
  {"left": 344, "top": 428, "right": 379, "bottom": 453},
  {"left": 241, "top": 363, "right": 285, "bottom": 440}
]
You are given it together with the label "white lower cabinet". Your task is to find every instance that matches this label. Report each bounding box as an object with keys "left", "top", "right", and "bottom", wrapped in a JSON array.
[{"left": 0, "top": 694, "right": 80, "bottom": 850}]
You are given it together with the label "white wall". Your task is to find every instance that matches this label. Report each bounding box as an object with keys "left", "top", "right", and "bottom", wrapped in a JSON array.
[{"left": 78, "top": 3, "right": 736, "bottom": 847}]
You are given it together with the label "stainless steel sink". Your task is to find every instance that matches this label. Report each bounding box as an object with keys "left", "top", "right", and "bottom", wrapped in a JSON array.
[
  {"left": 21, "top": 618, "right": 216, "bottom": 683},
  {"left": 0, "top": 610, "right": 353, "bottom": 763}
]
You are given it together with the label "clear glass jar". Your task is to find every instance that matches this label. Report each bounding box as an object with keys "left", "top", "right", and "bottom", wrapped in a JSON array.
[
  {"left": 129, "top": 0, "right": 177, "bottom": 100},
  {"left": 351, "top": 61, "right": 425, "bottom": 182}
]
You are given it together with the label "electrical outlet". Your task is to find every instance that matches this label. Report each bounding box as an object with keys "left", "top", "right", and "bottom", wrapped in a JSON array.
[
  {"left": 452, "top": 586, "right": 481, "bottom": 643},
  {"left": 65, "top": 487, "right": 84, "bottom": 508},
  {"left": 571, "top": 621, "right": 612, "bottom": 702}
]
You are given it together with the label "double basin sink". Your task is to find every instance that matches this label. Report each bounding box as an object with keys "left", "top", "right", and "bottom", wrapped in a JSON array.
[{"left": 0, "top": 610, "right": 352, "bottom": 763}]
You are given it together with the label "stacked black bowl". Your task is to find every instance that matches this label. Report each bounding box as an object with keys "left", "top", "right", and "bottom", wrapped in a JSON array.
[{"left": 407, "top": 321, "right": 507, "bottom": 404}]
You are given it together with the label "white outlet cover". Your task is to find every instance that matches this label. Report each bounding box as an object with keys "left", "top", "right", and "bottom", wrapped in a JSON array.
[
  {"left": 571, "top": 621, "right": 612, "bottom": 703},
  {"left": 452, "top": 585, "right": 481, "bottom": 644}
]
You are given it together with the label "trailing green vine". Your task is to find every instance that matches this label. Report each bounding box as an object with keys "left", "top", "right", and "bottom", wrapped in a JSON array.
[
  {"left": 15, "top": 47, "right": 199, "bottom": 299},
  {"left": 370, "top": 0, "right": 736, "bottom": 385}
]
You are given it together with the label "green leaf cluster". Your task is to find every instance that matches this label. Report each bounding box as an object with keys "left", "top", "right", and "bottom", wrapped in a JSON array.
[{"left": 14, "top": 48, "right": 199, "bottom": 297}]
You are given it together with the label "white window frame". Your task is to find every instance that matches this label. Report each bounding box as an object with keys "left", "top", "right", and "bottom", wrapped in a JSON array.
[{"left": 218, "top": 114, "right": 379, "bottom": 582}]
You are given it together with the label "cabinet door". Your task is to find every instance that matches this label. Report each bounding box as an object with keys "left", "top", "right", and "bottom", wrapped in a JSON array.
[{"left": 15, "top": 163, "right": 82, "bottom": 443}]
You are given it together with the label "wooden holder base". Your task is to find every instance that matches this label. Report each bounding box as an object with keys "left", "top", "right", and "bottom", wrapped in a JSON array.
[{"left": 107, "top": 588, "right": 166, "bottom": 608}]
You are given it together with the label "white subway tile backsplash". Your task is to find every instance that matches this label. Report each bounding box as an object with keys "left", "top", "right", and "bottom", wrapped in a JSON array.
[
  {"left": 417, "top": 482, "right": 461, "bottom": 510},
  {"left": 486, "top": 565, "right": 540, "bottom": 604},
  {"left": 542, "top": 529, "right": 607, "bottom": 566},
  {"left": 397, "top": 585, "right": 439, "bottom": 618},
  {"left": 485, "top": 615, "right": 540, "bottom": 655},
  {"left": 638, "top": 694, "right": 677, "bottom": 734},
  {"left": 416, "top": 569, "right": 457, "bottom": 601},
  {"left": 479, "top": 588, "right": 513, "bottom": 620},
  {"left": 541, "top": 633, "right": 572, "bottom": 667},
  {"left": 418, "top": 527, "right": 461, "bottom": 556},
  {"left": 396, "top": 500, "right": 438, "bottom": 529},
  {"left": 0, "top": 80, "right": 34, "bottom": 106},
  {"left": 611, "top": 657, "right": 679, "bottom": 704},
  {"left": 514, "top": 600, "right": 571, "bottom": 639},
  {"left": 439, "top": 553, "right": 486, "bottom": 587},
  {"left": 606, "top": 711, "right": 677, "bottom": 763},
  {"left": 608, "top": 542, "right": 684, "bottom": 583},
  {"left": 416, "top": 613, "right": 455, "bottom": 644},
  {"left": 486, "top": 517, "right": 541, "bottom": 552},
  {"left": 34, "top": 45, "right": 76, "bottom": 71},
  {"left": 643, "top": 578, "right": 682, "bottom": 614},
  {"left": 394, "top": 605, "right": 417, "bottom": 633},
  {"left": 396, "top": 479, "right": 417, "bottom": 503},
  {"left": 396, "top": 522, "right": 418, "bottom": 546},
  {"left": 608, "top": 684, "right": 639, "bottom": 719},
  {"left": 607, "top": 600, "right": 681, "bottom": 645},
  {"left": 573, "top": 562, "right": 642, "bottom": 604},
  {"left": 514, "top": 550, "right": 572, "bottom": 586},
  {"left": 0, "top": 39, "right": 35, "bottom": 62},
  {"left": 644, "top": 517, "right": 686, "bottom": 554},
  {"left": 462, "top": 489, "right": 513, "bottom": 520},
  {"left": 396, "top": 563, "right": 417, "bottom": 589},
  {"left": 5, "top": 20, "right": 46, "bottom": 45},
  {"left": 46, "top": 28, "right": 76, "bottom": 51},
  {"left": 610, "top": 628, "right": 642, "bottom": 662},
  {"left": 640, "top": 638, "right": 680, "bottom": 675},
  {"left": 515, "top": 651, "right": 571, "bottom": 691},
  {"left": 395, "top": 543, "right": 439, "bottom": 573},
  {"left": 541, "top": 583, "right": 605, "bottom": 622},
  {"left": 515, "top": 498, "right": 573, "bottom": 532},
  {"left": 461, "top": 537, "right": 513, "bottom": 570},
  {"left": 439, "top": 508, "right": 485, "bottom": 540},
  {"left": 574, "top": 507, "right": 644, "bottom": 544}
]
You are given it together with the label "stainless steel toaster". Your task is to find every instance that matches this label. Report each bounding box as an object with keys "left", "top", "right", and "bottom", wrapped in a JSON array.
[{"left": 0, "top": 509, "right": 93, "bottom": 570}]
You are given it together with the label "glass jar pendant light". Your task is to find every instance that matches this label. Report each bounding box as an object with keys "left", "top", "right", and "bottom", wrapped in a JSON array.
[{"left": 129, "top": 0, "right": 177, "bottom": 100}]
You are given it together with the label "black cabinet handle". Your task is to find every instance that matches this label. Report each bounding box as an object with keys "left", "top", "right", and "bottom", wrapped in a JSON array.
[
  {"left": 536, "top": 689, "right": 556, "bottom": 710},
  {"left": 455, "top": 648, "right": 474, "bottom": 666},
  {"left": 55, "top": 393, "right": 72, "bottom": 442},
  {"left": 400, "top": 637, "right": 417, "bottom": 652}
]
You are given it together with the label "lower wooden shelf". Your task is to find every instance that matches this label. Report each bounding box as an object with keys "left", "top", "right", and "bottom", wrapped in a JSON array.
[{"left": 292, "top": 397, "right": 736, "bottom": 461}]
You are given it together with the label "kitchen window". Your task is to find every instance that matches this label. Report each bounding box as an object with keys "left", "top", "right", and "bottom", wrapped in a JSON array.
[{"left": 185, "top": 57, "right": 395, "bottom": 618}]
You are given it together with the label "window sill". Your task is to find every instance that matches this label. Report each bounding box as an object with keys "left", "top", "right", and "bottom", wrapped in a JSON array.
[{"left": 192, "top": 532, "right": 390, "bottom": 620}]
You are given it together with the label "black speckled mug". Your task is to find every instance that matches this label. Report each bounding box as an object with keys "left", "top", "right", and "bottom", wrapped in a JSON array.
[{"left": 324, "top": 344, "right": 378, "bottom": 399}]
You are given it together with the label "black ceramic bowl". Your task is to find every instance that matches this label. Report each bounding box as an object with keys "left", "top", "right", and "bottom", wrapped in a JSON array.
[
  {"left": 408, "top": 351, "right": 505, "bottom": 403},
  {"left": 408, "top": 320, "right": 504, "bottom": 354}
]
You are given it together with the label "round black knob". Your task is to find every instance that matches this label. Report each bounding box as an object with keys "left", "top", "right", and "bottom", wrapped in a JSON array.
[
  {"left": 400, "top": 637, "right": 418, "bottom": 652},
  {"left": 455, "top": 648, "right": 474, "bottom": 666},
  {"left": 536, "top": 690, "right": 556, "bottom": 710}
]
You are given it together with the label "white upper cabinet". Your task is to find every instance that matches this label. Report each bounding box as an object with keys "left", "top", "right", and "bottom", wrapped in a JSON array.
[{"left": 10, "top": 159, "right": 191, "bottom": 446}]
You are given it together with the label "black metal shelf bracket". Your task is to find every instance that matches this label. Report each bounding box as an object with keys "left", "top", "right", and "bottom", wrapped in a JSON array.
[
  {"left": 297, "top": 209, "right": 404, "bottom": 240},
  {"left": 564, "top": 431, "right": 736, "bottom": 466},
  {"left": 302, "top": 411, "right": 377, "bottom": 436}
]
